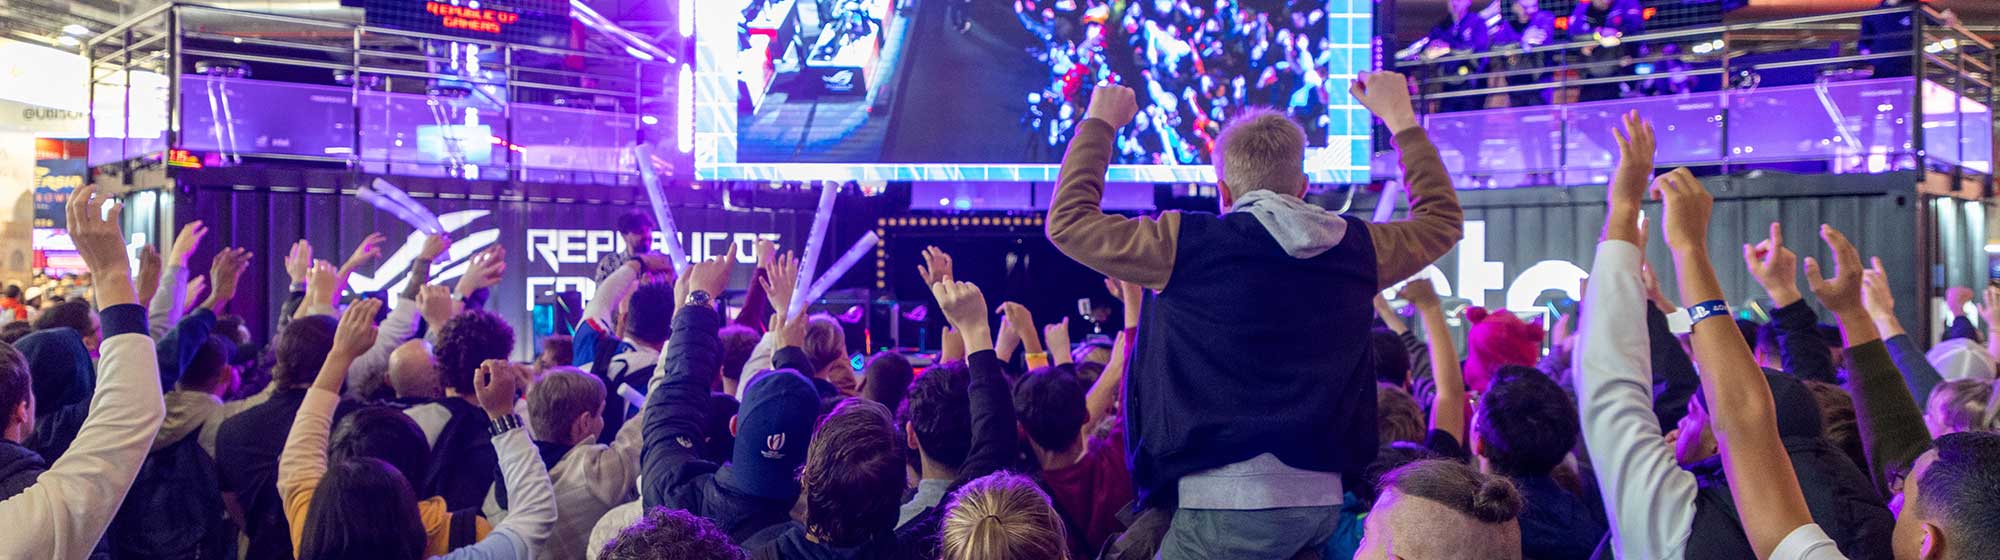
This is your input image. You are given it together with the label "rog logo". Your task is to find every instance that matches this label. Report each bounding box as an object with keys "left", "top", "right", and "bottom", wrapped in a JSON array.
[{"left": 345, "top": 209, "right": 500, "bottom": 298}]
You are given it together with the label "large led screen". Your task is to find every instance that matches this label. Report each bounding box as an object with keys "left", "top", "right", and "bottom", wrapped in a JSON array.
[{"left": 694, "top": 0, "right": 1376, "bottom": 184}]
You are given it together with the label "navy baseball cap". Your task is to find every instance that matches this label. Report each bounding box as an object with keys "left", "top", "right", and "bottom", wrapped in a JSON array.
[{"left": 717, "top": 368, "right": 820, "bottom": 500}]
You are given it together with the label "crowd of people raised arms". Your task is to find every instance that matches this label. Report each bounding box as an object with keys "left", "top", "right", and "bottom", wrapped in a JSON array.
[{"left": 5, "top": 70, "right": 1998, "bottom": 560}]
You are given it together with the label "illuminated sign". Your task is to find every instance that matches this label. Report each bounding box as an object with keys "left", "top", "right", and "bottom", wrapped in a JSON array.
[{"left": 365, "top": 0, "right": 570, "bottom": 45}]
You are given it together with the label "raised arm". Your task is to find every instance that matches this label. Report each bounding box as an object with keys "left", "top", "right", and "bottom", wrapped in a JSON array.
[
  {"left": 1085, "top": 278, "right": 1143, "bottom": 431},
  {"left": 1812, "top": 233, "right": 1933, "bottom": 498},
  {"left": 1352, "top": 72, "right": 1464, "bottom": 288},
  {"left": 1862, "top": 257, "right": 1944, "bottom": 402},
  {"left": 1574, "top": 114, "right": 1698, "bottom": 560},
  {"left": 1743, "top": 223, "right": 1839, "bottom": 383},
  {"left": 1660, "top": 168, "right": 1814, "bottom": 559},
  {"left": 640, "top": 253, "right": 734, "bottom": 509},
  {"left": 0, "top": 185, "right": 165, "bottom": 559},
  {"left": 1402, "top": 279, "right": 1464, "bottom": 444},
  {"left": 443, "top": 361, "right": 555, "bottom": 559},
  {"left": 277, "top": 298, "right": 381, "bottom": 545},
  {"left": 931, "top": 279, "right": 1017, "bottom": 487},
  {"left": 1044, "top": 84, "right": 1183, "bottom": 291}
]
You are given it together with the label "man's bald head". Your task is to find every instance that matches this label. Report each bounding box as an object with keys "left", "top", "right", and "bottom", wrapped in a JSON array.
[
  {"left": 387, "top": 340, "right": 442, "bottom": 400},
  {"left": 1356, "top": 460, "right": 1524, "bottom": 560}
]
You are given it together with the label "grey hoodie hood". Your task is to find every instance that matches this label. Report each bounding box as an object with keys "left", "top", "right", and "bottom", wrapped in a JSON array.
[{"left": 1228, "top": 190, "right": 1349, "bottom": 258}]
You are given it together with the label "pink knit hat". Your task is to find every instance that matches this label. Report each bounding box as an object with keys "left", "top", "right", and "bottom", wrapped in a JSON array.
[{"left": 1461, "top": 307, "right": 1545, "bottom": 392}]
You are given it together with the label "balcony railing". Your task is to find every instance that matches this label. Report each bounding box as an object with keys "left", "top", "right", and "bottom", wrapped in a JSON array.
[
  {"left": 1392, "top": 5, "right": 1994, "bottom": 190},
  {"left": 85, "top": 2, "right": 681, "bottom": 186}
]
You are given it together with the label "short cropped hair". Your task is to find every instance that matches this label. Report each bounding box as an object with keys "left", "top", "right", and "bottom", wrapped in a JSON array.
[
  {"left": 941, "top": 471, "right": 1070, "bottom": 560},
  {"left": 1927, "top": 379, "right": 1993, "bottom": 435},
  {"left": 905, "top": 361, "right": 972, "bottom": 469},
  {"left": 1474, "top": 366, "right": 1579, "bottom": 476},
  {"left": 272, "top": 315, "right": 338, "bottom": 391},
  {"left": 1214, "top": 108, "right": 1307, "bottom": 199},
  {"left": 328, "top": 406, "right": 431, "bottom": 486},
  {"left": 1013, "top": 366, "right": 1088, "bottom": 453},
  {"left": 529, "top": 371, "right": 606, "bottom": 446},
  {"left": 625, "top": 282, "right": 676, "bottom": 347},
  {"left": 0, "top": 342, "right": 29, "bottom": 430},
  {"left": 860, "top": 352, "right": 915, "bottom": 414},
  {"left": 1915, "top": 432, "right": 2000, "bottom": 560},
  {"left": 33, "top": 300, "right": 95, "bottom": 338},
  {"left": 803, "top": 314, "right": 847, "bottom": 374},
  {"left": 180, "top": 336, "right": 235, "bottom": 393},
  {"left": 599, "top": 506, "right": 746, "bottom": 560},
  {"left": 435, "top": 309, "right": 515, "bottom": 396},
  {"left": 1372, "top": 329, "right": 1412, "bottom": 387},
  {"left": 801, "top": 398, "right": 904, "bottom": 547},
  {"left": 1377, "top": 383, "right": 1425, "bottom": 445},
  {"left": 719, "top": 325, "right": 760, "bottom": 381}
]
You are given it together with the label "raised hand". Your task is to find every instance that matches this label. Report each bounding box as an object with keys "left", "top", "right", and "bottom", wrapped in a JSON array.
[
  {"left": 169, "top": 220, "right": 209, "bottom": 268},
  {"left": 1398, "top": 278, "right": 1442, "bottom": 310},
  {"left": 1946, "top": 286, "right": 1974, "bottom": 317},
  {"left": 419, "top": 233, "right": 452, "bottom": 263},
  {"left": 342, "top": 232, "right": 388, "bottom": 272},
  {"left": 1605, "top": 111, "right": 1653, "bottom": 244},
  {"left": 455, "top": 245, "right": 507, "bottom": 295},
  {"left": 184, "top": 275, "right": 208, "bottom": 307},
  {"left": 1348, "top": 71, "right": 1418, "bottom": 133},
  {"left": 675, "top": 246, "right": 738, "bottom": 307},
  {"left": 918, "top": 246, "right": 955, "bottom": 286},
  {"left": 475, "top": 359, "right": 524, "bottom": 418},
  {"left": 138, "top": 247, "right": 162, "bottom": 304},
  {"left": 1804, "top": 224, "right": 1866, "bottom": 318},
  {"left": 1045, "top": 319, "right": 1073, "bottom": 365},
  {"left": 1083, "top": 83, "right": 1139, "bottom": 129},
  {"left": 932, "top": 280, "right": 993, "bottom": 354},
  {"left": 285, "top": 240, "right": 314, "bottom": 288},
  {"left": 760, "top": 250, "right": 800, "bottom": 317},
  {"left": 331, "top": 298, "right": 383, "bottom": 360},
  {"left": 418, "top": 284, "right": 461, "bottom": 329},
  {"left": 65, "top": 185, "right": 135, "bottom": 307},
  {"left": 1860, "top": 257, "right": 1895, "bottom": 320},
  {"left": 997, "top": 302, "right": 1042, "bottom": 353},
  {"left": 204, "top": 247, "right": 253, "bottom": 311},
  {"left": 1741, "top": 222, "right": 1802, "bottom": 307},
  {"left": 1653, "top": 168, "right": 1712, "bottom": 258}
]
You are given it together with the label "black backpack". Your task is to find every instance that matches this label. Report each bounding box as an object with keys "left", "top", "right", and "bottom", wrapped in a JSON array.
[
  {"left": 108, "top": 436, "right": 236, "bottom": 560},
  {"left": 420, "top": 399, "right": 501, "bottom": 510}
]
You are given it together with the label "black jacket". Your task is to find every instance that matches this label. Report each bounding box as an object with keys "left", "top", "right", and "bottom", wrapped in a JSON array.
[{"left": 641, "top": 305, "right": 814, "bottom": 547}]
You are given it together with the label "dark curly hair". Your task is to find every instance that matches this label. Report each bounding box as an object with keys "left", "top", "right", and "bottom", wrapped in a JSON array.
[
  {"left": 272, "top": 315, "right": 338, "bottom": 391},
  {"left": 1473, "top": 365, "right": 1579, "bottom": 477},
  {"left": 1012, "top": 365, "right": 1088, "bottom": 454},
  {"left": 434, "top": 309, "right": 514, "bottom": 396},
  {"left": 600, "top": 506, "right": 747, "bottom": 560},
  {"left": 801, "top": 398, "right": 904, "bottom": 547}
]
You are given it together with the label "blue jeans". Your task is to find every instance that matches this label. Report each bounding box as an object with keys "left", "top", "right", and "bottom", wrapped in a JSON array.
[{"left": 1156, "top": 506, "right": 1341, "bottom": 560}]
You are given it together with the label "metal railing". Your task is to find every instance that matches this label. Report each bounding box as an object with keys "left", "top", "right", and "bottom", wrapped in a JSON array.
[
  {"left": 84, "top": 2, "right": 683, "bottom": 186},
  {"left": 1392, "top": 5, "right": 1995, "bottom": 189}
]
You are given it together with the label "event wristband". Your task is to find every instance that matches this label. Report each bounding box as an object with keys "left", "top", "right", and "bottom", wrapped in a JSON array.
[{"left": 1685, "top": 300, "right": 1730, "bottom": 329}]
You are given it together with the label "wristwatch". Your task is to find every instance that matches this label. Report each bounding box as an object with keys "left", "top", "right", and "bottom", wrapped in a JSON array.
[
  {"left": 685, "top": 289, "right": 712, "bottom": 308},
  {"left": 488, "top": 413, "right": 524, "bottom": 438}
]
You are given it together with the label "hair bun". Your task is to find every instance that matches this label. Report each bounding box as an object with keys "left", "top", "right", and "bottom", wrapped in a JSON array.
[{"left": 1470, "top": 477, "right": 1525, "bottom": 524}]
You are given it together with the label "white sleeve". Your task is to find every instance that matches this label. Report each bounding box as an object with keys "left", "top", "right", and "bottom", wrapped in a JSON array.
[
  {"left": 148, "top": 265, "right": 189, "bottom": 339},
  {"left": 581, "top": 263, "right": 639, "bottom": 327},
  {"left": 1573, "top": 240, "right": 1698, "bottom": 560},
  {"left": 343, "top": 297, "right": 421, "bottom": 399},
  {"left": 0, "top": 333, "right": 165, "bottom": 559},
  {"left": 1771, "top": 525, "right": 1849, "bottom": 560}
]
